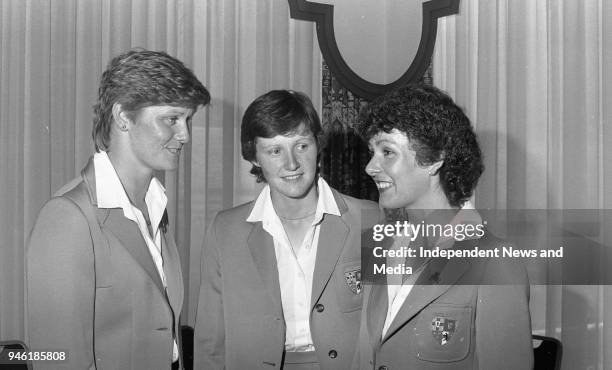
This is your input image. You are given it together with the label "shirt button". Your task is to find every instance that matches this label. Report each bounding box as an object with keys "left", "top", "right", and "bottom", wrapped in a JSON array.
[
  {"left": 328, "top": 350, "right": 337, "bottom": 358},
  {"left": 315, "top": 303, "right": 324, "bottom": 312}
]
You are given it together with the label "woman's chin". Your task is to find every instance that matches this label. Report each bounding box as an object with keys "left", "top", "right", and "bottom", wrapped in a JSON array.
[{"left": 378, "top": 197, "right": 402, "bottom": 210}]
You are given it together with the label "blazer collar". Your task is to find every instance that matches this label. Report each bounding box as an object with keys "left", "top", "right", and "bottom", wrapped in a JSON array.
[
  {"left": 245, "top": 187, "right": 351, "bottom": 313},
  {"left": 330, "top": 188, "right": 348, "bottom": 215},
  {"left": 81, "top": 156, "right": 97, "bottom": 206},
  {"left": 81, "top": 156, "right": 167, "bottom": 295},
  {"left": 247, "top": 222, "right": 284, "bottom": 317},
  {"left": 310, "top": 209, "right": 349, "bottom": 308}
]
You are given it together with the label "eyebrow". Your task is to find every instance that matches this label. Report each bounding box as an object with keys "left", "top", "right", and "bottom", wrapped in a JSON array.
[
  {"left": 372, "top": 138, "right": 397, "bottom": 146},
  {"left": 257, "top": 134, "right": 314, "bottom": 144},
  {"left": 285, "top": 131, "right": 315, "bottom": 140},
  {"left": 165, "top": 108, "right": 193, "bottom": 115}
]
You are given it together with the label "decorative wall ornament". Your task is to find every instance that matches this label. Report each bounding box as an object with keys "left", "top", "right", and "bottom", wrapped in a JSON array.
[{"left": 288, "top": 0, "right": 459, "bottom": 100}]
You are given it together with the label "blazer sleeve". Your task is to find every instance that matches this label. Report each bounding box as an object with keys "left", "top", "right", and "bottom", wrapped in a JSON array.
[
  {"left": 475, "top": 259, "right": 534, "bottom": 370},
  {"left": 26, "top": 197, "right": 96, "bottom": 370},
  {"left": 194, "top": 215, "right": 225, "bottom": 370}
]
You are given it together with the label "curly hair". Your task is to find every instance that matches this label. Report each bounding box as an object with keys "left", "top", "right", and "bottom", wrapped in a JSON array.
[
  {"left": 241, "top": 90, "right": 323, "bottom": 183},
  {"left": 92, "top": 49, "right": 210, "bottom": 151},
  {"left": 356, "top": 84, "right": 483, "bottom": 207}
]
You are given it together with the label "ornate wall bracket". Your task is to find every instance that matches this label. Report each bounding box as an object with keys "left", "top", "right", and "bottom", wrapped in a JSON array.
[{"left": 288, "top": 0, "right": 460, "bottom": 100}]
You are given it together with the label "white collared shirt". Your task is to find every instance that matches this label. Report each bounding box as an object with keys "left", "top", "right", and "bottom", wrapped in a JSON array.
[
  {"left": 382, "top": 202, "right": 482, "bottom": 338},
  {"left": 93, "top": 151, "right": 178, "bottom": 362},
  {"left": 247, "top": 177, "right": 341, "bottom": 352}
]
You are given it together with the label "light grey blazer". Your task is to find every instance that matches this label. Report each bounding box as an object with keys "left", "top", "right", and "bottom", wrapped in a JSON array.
[
  {"left": 195, "top": 189, "right": 379, "bottom": 370},
  {"left": 26, "top": 157, "right": 184, "bottom": 370}
]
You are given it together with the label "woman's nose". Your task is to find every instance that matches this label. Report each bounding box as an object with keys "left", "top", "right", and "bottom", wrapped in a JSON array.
[
  {"left": 175, "top": 120, "right": 190, "bottom": 144},
  {"left": 284, "top": 151, "right": 299, "bottom": 171},
  {"left": 365, "top": 156, "right": 380, "bottom": 177}
]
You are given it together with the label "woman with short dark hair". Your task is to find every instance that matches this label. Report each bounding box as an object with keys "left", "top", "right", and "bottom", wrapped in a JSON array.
[{"left": 26, "top": 49, "right": 209, "bottom": 370}]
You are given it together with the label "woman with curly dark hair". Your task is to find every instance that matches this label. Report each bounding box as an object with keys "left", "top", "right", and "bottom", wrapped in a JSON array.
[{"left": 353, "top": 84, "right": 533, "bottom": 370}]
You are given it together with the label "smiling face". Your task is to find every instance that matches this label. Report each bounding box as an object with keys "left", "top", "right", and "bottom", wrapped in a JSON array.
[
  {"left": 253, "top": 127, "right": 318, "bottom": 203},
  {"left": 126, "top": 105, "right": 194, "bottom": 172},
  {"left": 365, "top": 129, "right": 436, "bottom": 210}
]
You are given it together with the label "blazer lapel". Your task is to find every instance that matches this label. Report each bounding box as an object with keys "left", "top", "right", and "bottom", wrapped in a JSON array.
[
  {"left": 162, "top": 232, "right": 184, "bottom": 317},
  {"left": 103, "top": 209, "right": 166, "bottom": 294},
  {"left": 81, "top": 157, "right": 166, "bottom": 295},
  {"left": 247, "top": 222, "right": 284, "bottom": 316},
  {"left": 310, "top": 193, "right": 349, "bottom": 308},
  {"left": 381, "top": 243, "right": 474, "bottom": 343}
]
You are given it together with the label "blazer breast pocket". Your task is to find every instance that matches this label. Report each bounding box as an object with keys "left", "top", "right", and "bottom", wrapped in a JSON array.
[
  {"left": 414, "top": 303, "right": 473, "bottom": 363},
  {"left": 334, "top": 261, "right": 363, "bottom": 313}
]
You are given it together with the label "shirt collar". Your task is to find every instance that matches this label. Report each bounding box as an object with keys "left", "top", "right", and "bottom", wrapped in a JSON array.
[
  {"left": 93, "top": 151, "right": 167, "bottom": 229},
  {"left": 247, "top": 177, "right": 341, "bottom": 224}
]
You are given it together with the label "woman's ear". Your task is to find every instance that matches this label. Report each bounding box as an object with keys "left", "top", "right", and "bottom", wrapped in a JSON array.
[
  {"left": 111, "top": 103, "right": 130, "bottom": 132},
  {"left": 428, "top": 160, "right": 444, "bottom": 176}
]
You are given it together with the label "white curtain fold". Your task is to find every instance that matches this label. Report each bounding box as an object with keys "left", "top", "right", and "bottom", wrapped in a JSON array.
[
  {"left": 0, "top": 0, "right": 321, "bottom": 340},
  {"left": 434, "top": 1, "right": 612, "bottom": 368}
]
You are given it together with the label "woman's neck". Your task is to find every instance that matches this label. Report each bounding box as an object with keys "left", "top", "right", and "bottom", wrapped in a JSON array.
[
  {"left": 405, "top": 188, "right": 455, "bottom": 223},
  {"left": 270, "top": 184, "right": 319, "bottom": 220},
  {"left": 107, "top": 150, "right": 153, "bottom": 208}
]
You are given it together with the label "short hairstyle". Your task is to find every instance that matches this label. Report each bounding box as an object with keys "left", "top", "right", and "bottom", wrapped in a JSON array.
[
  {"left": 357, "top": 84, "right": 484, "bottom": 207},
  {"left": 241, "top": 90, "right": 323, "bottom": 183},
  {"left": 92, "top": 49, "right": 210, "bottom": 151}
]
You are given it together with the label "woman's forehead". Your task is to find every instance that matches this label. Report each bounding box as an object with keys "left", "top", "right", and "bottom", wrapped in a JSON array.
[
  {"left": 256, "top": 130, "right": 315, "bottom": 146},
  {"left": 368, "top": 129, "right": 409, "bottom": 146}
]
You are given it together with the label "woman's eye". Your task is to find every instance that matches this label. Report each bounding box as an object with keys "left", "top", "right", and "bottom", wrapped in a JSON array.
[
  {"left": 297, "top": 143, "right": 308, "bottom": 151},
  {"left": 166, "top": 117, "right": 178, "bottom": 125},
  {"left": 269, "top": 148, "right": 281, "bottom": 155},
  {"left": 383, "top": 149, "right": 394, "bottom": 157}
]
